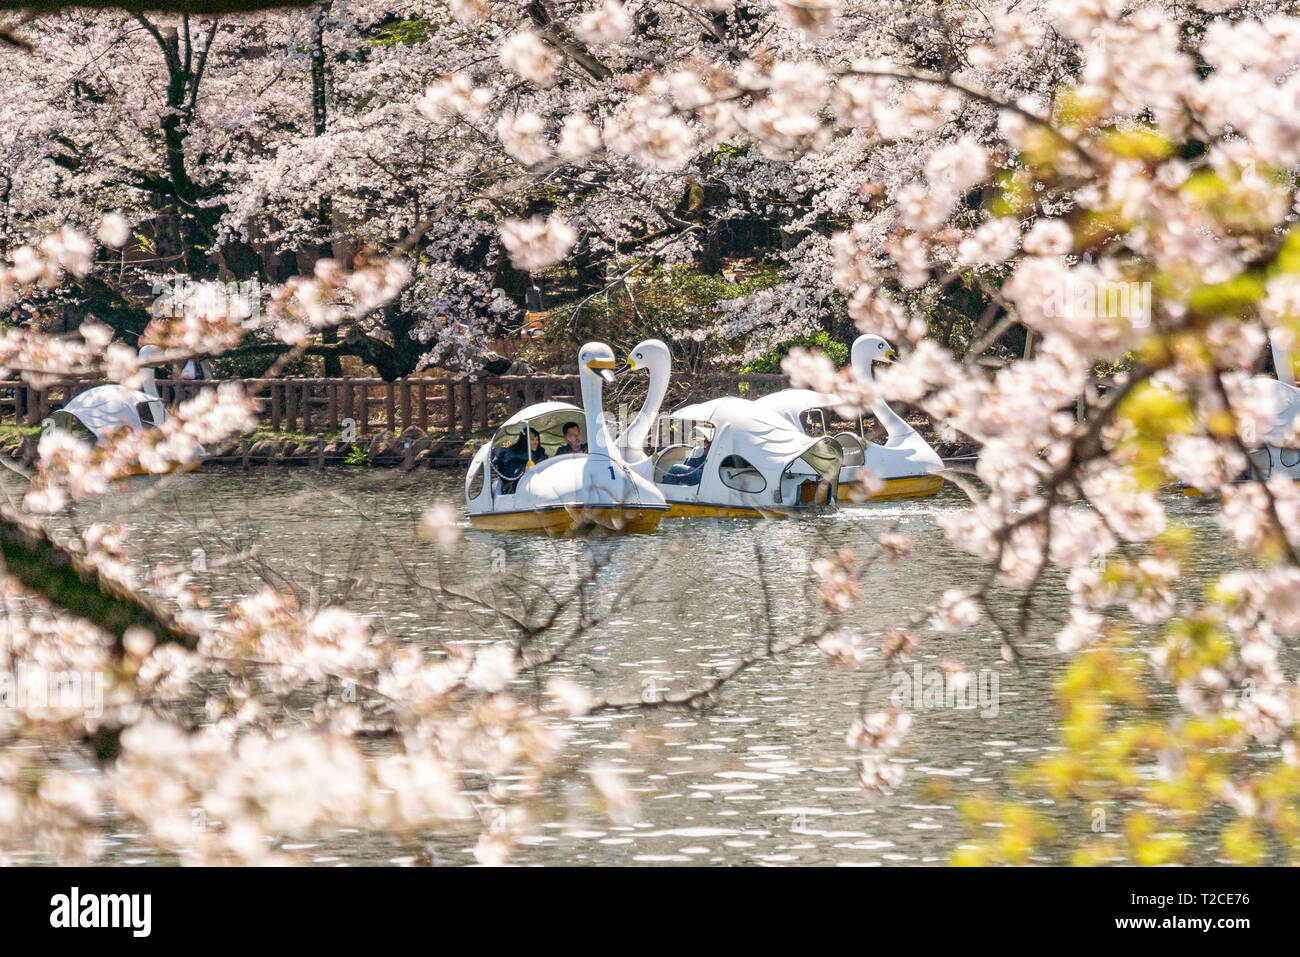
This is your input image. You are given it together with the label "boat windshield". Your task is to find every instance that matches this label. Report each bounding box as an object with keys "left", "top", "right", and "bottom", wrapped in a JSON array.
[{"left": 798, "top": 436, "right": 843, "bottom": 483}]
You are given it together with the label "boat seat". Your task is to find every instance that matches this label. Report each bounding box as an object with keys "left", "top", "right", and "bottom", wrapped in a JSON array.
[{"left": 652, "top": 445, "right": 692, "bottom": 483}]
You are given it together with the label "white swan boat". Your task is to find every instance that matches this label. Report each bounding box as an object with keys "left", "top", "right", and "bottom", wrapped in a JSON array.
[
  {"left": 618, "top": 340, "right": 841, "bottom": 518},
  {"left": 465, "top": 342, "right": 669, "bottom": 534},
  {"left": 1243, "top": 331, "right": 1300, "bottom": 481},
  {"left": 52, "top": 344, "right": 168, "bottom": 440},
  {"left": 50, "top": 344, "right": 206, "bottom": 476},
  {"left": 754, "top": 334, "right": 944, "bottom": 501}
]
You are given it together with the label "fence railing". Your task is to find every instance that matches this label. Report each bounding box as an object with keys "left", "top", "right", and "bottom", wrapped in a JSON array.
[{"left": 0, "top": 373, "right": 792, "bottom": 436}]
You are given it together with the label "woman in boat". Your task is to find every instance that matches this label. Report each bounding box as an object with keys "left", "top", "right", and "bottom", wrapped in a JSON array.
[{"left": 494, "top": 427, "right": 548, "bottom": 493}]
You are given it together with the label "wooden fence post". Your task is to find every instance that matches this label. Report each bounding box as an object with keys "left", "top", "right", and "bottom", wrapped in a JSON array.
[
  {"left": 459, "top": 380, "right": 472, "bottom": 434},
  {"left": 11, "top": 371, "right": 796, "bottom": 442}
]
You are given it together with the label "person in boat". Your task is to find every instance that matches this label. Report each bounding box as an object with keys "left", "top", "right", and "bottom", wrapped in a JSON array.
[
  {"left": 494, "top": 426, "right": 548, "bottom": 493},
  {"left": 662, "top": 432, "right": 710, "bottom": 486},
  {"left": 560, "top": 421, "right": 587, "bottom": 454}
]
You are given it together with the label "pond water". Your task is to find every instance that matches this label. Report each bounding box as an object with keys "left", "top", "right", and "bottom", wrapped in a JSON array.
[{"left": 51, "top": 467, "right": 1257, "bottom": 865}]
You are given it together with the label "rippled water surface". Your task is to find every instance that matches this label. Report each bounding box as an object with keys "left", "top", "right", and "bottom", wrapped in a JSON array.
[{"left": 59, "top": 467, "right": 1248, "bottom": 865}]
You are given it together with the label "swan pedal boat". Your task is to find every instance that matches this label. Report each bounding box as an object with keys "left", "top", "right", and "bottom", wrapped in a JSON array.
[
  {"left": 465, "top": 345, "right": 669, "bottom": 535},
  {"left": 616, "top": 340, "right": 842, "bottom": 518},
  {"left": 1182, "top": 332, "right": 1300, "bottom": 496},
  {"left": 755, "top": 389, "right": 943, "bottom": 501},
  {"left": 641, "top": 397, "right": 843, "bottom": 518},
  {"left": 753, "top": 335, "right": 945, "bottom": 502},
  {"left": 50, "top": 345, "right": 203, "bottom": 476}
]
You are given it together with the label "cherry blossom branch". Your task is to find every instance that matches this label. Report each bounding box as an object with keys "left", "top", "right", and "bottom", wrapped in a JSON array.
[{"left": 0, "top": 507, "right": 198, "bottom": 650}]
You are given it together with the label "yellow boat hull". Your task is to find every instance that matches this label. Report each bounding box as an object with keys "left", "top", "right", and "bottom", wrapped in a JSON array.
[
  {"left": 119, "top": 460, "right": 202, "bottom": 478},
  {"left": 469, "top": 505, "right": 666, "bottom": 535},
  {"left": 663, "top": 501, "right": 799, "bottom": 519},
  {"left": 838, "top": 474, "right": 944, "bottom": 502}
]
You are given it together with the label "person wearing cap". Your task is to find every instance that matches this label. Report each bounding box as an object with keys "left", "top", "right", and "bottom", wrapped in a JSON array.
[{"left": 662, "top": 431, "right": 710, "bottom": 486}]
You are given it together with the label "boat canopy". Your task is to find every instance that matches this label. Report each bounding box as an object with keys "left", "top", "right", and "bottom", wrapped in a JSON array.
[
  {"left": 490, "top": 401, "right": 586, "bottom": 450},
  {"left": 58, "top": 386, "right": 153, "bottom": 442},
  {"left": 665, "top": 397, "right": 842, "bottom": 485},
  {"left": 753, "top": 389, "right": 843, "bottom": 430}
]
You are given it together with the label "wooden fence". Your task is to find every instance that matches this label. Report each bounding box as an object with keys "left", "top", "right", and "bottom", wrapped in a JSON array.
[{"left": 0, "top": 372, "right": 792, "bottom": 436}]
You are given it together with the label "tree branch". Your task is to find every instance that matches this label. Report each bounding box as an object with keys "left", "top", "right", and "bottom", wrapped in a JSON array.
[{"left": 0, "top": 507, "right": 198, "bottom": 651}]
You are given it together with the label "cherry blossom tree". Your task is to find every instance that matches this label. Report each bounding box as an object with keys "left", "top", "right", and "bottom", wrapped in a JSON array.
[{"left": 5, "top": 0, "right": 1300, "bottom": 865}]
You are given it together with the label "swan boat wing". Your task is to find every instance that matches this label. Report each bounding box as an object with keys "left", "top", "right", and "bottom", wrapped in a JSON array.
[{"left": 58, "top": 385, "right": 151, "bottom": 441}]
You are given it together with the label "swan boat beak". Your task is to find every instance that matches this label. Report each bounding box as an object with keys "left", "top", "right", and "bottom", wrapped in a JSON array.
[
  {"left": 884, "top": 347, "right": 897, "bottom": 363},
  {"left": 587, "top": 357, "right": 618, "bottom": 383}
]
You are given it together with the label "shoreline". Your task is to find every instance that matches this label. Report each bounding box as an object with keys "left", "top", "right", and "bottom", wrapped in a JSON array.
[{"left": 3, "top": 422, "right": 977, "bottom": 473}]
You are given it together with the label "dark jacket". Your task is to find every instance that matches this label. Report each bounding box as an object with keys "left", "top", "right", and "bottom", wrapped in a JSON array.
[{"left": 495, "top": 435, "right": 547, "bottom": 482}]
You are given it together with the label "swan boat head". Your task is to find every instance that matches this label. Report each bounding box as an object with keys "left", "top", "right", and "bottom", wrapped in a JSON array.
[
  {"left": 625, "top": 339, "right": 671, "bottom": 377},
  {"left": 618, "top": 339, "right": 672, "bottom": 463},
  {"left": 851, "top": 333, "right": 896, "bottom": 371},
  {"left": 579, "top": 340, "right": 618, "bottom": 390}
]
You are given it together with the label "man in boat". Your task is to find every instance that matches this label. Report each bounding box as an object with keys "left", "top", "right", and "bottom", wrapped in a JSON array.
[
  {"left": 561, "top": 421, "right": 587, "bottom": 454},
  {"left": 662, "top": 430, "right": 710, "bottom": 486}
]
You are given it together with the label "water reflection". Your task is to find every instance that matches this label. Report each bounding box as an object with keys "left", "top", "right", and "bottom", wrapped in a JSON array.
[{"left": 53, "top": 469, "right": 1244, "bottom": 865}]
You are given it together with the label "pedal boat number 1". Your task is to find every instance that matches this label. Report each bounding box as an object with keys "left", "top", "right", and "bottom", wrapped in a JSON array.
[{"left": 464, "top": 345, "right": 669, "bottom": 535}]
